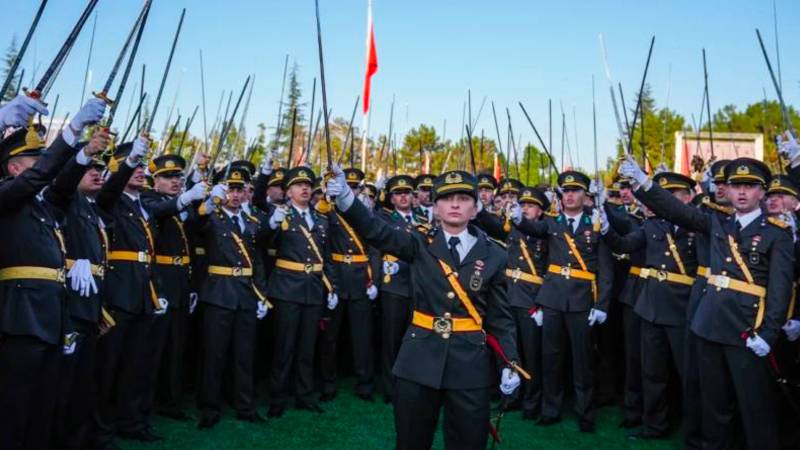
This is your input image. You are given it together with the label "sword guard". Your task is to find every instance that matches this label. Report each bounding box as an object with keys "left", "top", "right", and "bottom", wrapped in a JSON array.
[
  {"left": 23, "top": 88, "right": 47, "bottom": 107},
  {"left": 93, "top": 91, "right": 115, "bottom": 106}
]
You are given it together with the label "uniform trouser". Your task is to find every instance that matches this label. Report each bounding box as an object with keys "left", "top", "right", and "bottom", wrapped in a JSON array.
[
  {"left": 54, "top": 321, "right": 97, "bottom": 450},
  {"left": 320, "top": 296, "right": 374, "bottom": 396},
  {"left": 394, "top": 377, "right": 490, "bottom": 450},
  {"left": 93, "top": 310, "right": 151, "bottom": 444},
  {"left": 381, "top": 292, "right": 413, "bottom": 397},
  {"left": 0, "top": 335, "right": 59, "bottom": 450},
  {"left": 541, "top": 307, "right": 594, "bottom": 424},
  {"left": 513, "top": 306, "right": 542, "bottom": 414},
  {"left": 199, "top": 303, "right": 256, "bottom": 415},
  {"left": 697, "top": 336, "right": 780, "bottom": 450},
  {"left": 683, "top": 326, "right": 704, "bottom": 450},
  {"left": 622, "top": 304, "right": 643, "bottom": 423},
  {"left": 140, "top": 313, "right": 169, "bottom": 423},
  {"left": 270, "top": 300, "right": 324, "bottom": 407},
  {"left": 156, "top": 305, "right": 190, "bottom": 413},
  {"left": 594, "top": 299, "right": 622, "bottom": 405},
  {"left": 640, "top": 319, "right": 685, "bottom": 435}
]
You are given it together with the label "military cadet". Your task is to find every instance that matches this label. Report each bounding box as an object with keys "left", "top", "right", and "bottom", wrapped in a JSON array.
[
  {"left": 476, "top": 186, "right": 550, "bottom": 420},
  {"left": 513, "top": 170, "right": 614, "bottom": 433},
  {"left": 320, "top": 167, "right": 378, "bottom": 402},
  {"left": 477, "top": 173, "right": 497, "bottom": 211},
  {"left": 376, "top": 175, "right": 427, "bottom": 404},
  {"left": 196, "top": 165, "right": 270, "bottom": 429},
  {"left": 53, "top": 130, "right": 114, "bottom": 450},
  {"left": 704, "top": 159, "right": 731, "bottom": 206},
  {"left": 93, "top": 136, "right": 169, "bottom": 445},
  {"left": 0, "top": 96, "right": 106, "bottom": 450},
  {"left": 414, "top": 174, "right": 435, "bottom": 223},
  {"left": 496, "top": 177, "right": 523, "bottom": 206},
  {"left": 267, "top": 167, "right": 287, "bottom": 204},
  {"left": 327, "top": 167, "right": 522, "bottom": 450},
  {"left": 363, "top": 182, "right": 378, "bottom": 207},
  {"left": 620, "top": 155, "right": 793, "bottom": 449},
  {"left": 602, "top": 172, "right": 699, "bottom": 439},
  {"left": 265, "top": 166, "right": 337, "bottom": 417},
  {"left": 141, "top": 155, "right": 207, "bottom": 421}
]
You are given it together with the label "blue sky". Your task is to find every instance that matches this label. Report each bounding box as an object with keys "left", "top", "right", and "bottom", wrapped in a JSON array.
[{"left": 3, "top": 0, "right": 799, "bottom": 169}]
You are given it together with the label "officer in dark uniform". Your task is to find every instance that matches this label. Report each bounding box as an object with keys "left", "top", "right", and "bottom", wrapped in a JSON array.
[
  {"left": 476, "top": 186, "right": 550, "bottom": 420},
  {"left": 496, "top": 177, "right": 523, "bottom": 205},
  {"left": 620, "top": 156, "right": 793, "bottom": 450},
  {"left": 514, "top": 170, "right": 614, "bottom": 433},
  {"left": 0, "top": 96, "right": 105, "bottom": 449},
  {"left": 414, "top": 174, "right": 435, "bottom": 223},
  {"left": 602, "top": 172, "right": 699, "bottom": 439},
  {"left": 265, "top": 166, "right": 337, "bottom": 417},
  {"left": 477, "top": 173, "right": 497, "bottom": 212},
  {"left": 320, "top": 167, "right": 377, "bottom": 402},
  {"left": 195, "top": 165, "right": 270, "bottom": 429},
  {"left": 53, "top": 130, "right": 114, "bottom": 450},
  {"left": 328, "top": 167, "right": 522, "bottom": 450},
  {"left": 142, "top": 155, "right": 207, "bottom": 421},
  {"left": 376, "top": 175, "right": 427, "bottom": 404},
  {"left": 93, "top": 136, "right": 169, "bottom": 445}
]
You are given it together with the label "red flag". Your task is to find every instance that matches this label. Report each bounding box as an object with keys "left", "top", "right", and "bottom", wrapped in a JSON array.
[
  {"left": 681, "top": 140, "right": 690, "bottom": 176},
  {"left": 362, "top": 1, "right": 378, "bottom": 114},
  {"left": 493, "top": 153, "right": 501, "bottom": 181}
]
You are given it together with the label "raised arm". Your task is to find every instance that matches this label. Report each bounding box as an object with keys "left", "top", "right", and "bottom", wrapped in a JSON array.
[
  {"left": 636, "top": 182, "right": 711, "bottom": 234},
  {"left": 340, "top": 197, "right": 418, "bottom": 262},
  {"left": 475, "top": 208, "right": 509, "bottom": 241},
  {"left": 602, "top": 223, "right": 646, "bottom": 254}
]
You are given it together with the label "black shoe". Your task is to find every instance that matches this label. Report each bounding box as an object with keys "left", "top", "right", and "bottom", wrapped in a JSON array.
[
  {"left": 356, "top": 393, "right": 374, "bottom": 403},
  {"left": 619, "top": 418, "right": 642, "bottom": 429},
  {"left": 628, "top": 430, "right": 666, "bottom": 440},
  {"left": 267, "top": 405, "right": 286, "bottom": 418},
  {"left": 383, "top": 394, "right": 392, "bottom": 404},
  {"left": 236, "top": 412, "right": 266, "bottom": 423},
  {"left": 319, "top": 392, "right": 337, "bottom": 403},
  {"left": 537, "top": 416, "right": 561, "bottom": 426},
  {"left": 117, "top": 429, "right": 163, "bottom": 442},
  {"left": 296, "top": 400, "right": 324, "bottom": 414},
  {"left": 522, "top": 410, "right": 539, "bottom": 421},
  {"left": 158, "top": 409, "right": 192, "bottom": 421},
  {"left": 197, "top": 414, "right": 221, "bottom": 430},
  {"left": 579, "top": 421, "right": 595, "bottom": 433}
]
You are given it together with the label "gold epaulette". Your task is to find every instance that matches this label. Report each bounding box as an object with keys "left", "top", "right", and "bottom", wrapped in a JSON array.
[
  {"left": 244, "top": 212, "right": 257, "bottom": 223},
  {"left": 315, "top": 198, "right": 333, "bottom": 214},
  {"left": 701, "top": 197, "right": 734, "bottom": 215},
  {"left": 545, "top": 210, "right": 559, "bottom": 217},
  {"left": 487, "top": 237, "right": 508, "bottom": 249},
  {"left": 605, "top": 198, "right": 623, "bottom": 206},
  {"left": 768, "top": 216, "right": 790, "bottom": 229}
]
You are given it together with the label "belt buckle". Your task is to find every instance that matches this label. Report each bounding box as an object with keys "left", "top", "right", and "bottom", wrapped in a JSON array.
[
  {"left": 96, "top": 266, "right": 105, "bottom": 278},
  {"left": 560, "top": 266, "right": 571, "bottom": 279},
  {"left": 639, "top": 268, "right": 650, "bottom": 279},
  {"left": 137, "top": 252, "right": 148, "bottom": 263},
  {"left": 232, "top": 267, "right": 243, "bottom": 277},
  {"left": 304, "top": 264, "right": 314, "bottom": 274},
  {"left": 344, "top": 254, "right": 353, "bottom": 264},
  {"left": 433, "top": 314, "right": 453, "bottom": 339},
  {"left": 172, "top": 256, "right": 183, "bottom": 265},
  {"left": 511, "top": 267, "right": 521, "bottom": 282},
  {"left": 715, "top": 275, "right": 730, "bottom": 289},
  {"left": 56, "top": 268, "right": 66, "bottom": 283},
  {"left": 656, "top": 270, "right": 668, "bottom": 282}
]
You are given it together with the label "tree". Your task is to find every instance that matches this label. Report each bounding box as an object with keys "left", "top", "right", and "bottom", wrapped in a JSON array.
[
  {"left": 2, "top": 37, "right": 20, "bottom": 101},
  {"left": 272, "top": 62, "right": 307, "bottom": 166}
]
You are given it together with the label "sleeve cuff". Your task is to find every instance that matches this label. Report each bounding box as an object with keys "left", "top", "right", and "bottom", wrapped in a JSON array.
[
  {"left": 62, "top": 126, "right": 79, "bottom": 148},
  {"left": 75, "top": 148, "right": 92, "bottom": 166}
]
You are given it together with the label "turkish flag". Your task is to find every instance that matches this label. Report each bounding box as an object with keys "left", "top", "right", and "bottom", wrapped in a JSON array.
[{"left": 363, "top": 1, "right": 378, "bottom": 114}]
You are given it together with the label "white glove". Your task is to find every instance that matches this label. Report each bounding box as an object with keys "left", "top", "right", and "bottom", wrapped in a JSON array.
[
  {"left": 707, "top": 179, "right": 717, "bottom": 194},
  {"left": 154, "top": 298, "right": 169, "bottom": 315},
  {"left": 257, "top": 301, "right": 268, "bottom": 320},
  {"left": 654, "top": 163, "right": 669, "bottom": 174},
  {"left": 375, "top": 175, "right": 387, "bottom": 191},
  {"left": 510, "top": 202, "right": 522, "bottom": 225},
  {"left": 67, "top": 259, "right": 98, "bottom": 298},
  {"left": 178, "top": 182, "right": 207, "bottom": 209},
  {"left": 71, "top": 98, "right": 106, "bottom": 131},
  {"left": 269, "top": 205, "right": 288, "bottom": 230},
  {"left": 781, "top": 211, "right": 798, "bottom": 241},
  {"left": 63, "top": 332, "right": 78, "bottom": 355},
  {"left": 745, "top": 334, "right": 771, "bottom": 357},
  {"left": 530, "top": 308, "right": 543, "bottom": 327},
  {"left": 595, "top": 182, "right": 606, "bottom": 207},
  {"left": 0, "top": 94, "right": 48, "bottom": 130},
  {"left": 589, "top": 180, "right": 598, "bottom": 195},
  {"left": 778, "top": 131, "right": 800, "bottom": 166},
  {"left": 260, "top": 158, "right": 273, "bottom": 176},
  {"left": 588, "top": 308, "right": 607, "bottom": 326},
  {"left": 596, "top": 208, "right": 610, "bottom": 235},
  {"left": 126, "top": 136, "right": 150, "bottom": 167},
  {"left": 783, "top": 320, "right": 800, "bottom": 342},
  {"left": 383, "top": 261, "right": 399, "bottom": 276},
  {"left": 189, "top": 292, "right": 198, "bottom": 314},
  {"left": 618, "top": 155, "right": 649, "bottom": 187},
  {"left": 327, "top": 164, "right": 355, "bottom": 210},
  {"left": 366, "top": 284, "right": 378, "bottom": 301},
  {"left": 499, "top": 367, "right": 521, "bottom": 395},
  {"left": 191, "top": 169, "right": 205, "bottom": 184},
  {"left": 202, "top": 184, "right": 227, "bottom": 212},
  {"left": 327, "top": 293, "right": 339, "bottom": 310}
]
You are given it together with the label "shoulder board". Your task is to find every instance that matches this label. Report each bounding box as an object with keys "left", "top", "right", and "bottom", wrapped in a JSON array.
[
  {"left": 487, "top": 236, "right": 508, "bottom": 249},
  {"left": 767, "top": 216, "right": 790, "bottom": 230},
  {"left": 605, "top": 198, "right": 623, "bottom": 206},
  {"left": 243, "top": 213, "right": 258, "bottom": 223},
  {"left": 545, "top": 210, "right": 559, "bottom": 218},
  {"left": 701, "top": 197, "right": 734, "bottom": 215}
]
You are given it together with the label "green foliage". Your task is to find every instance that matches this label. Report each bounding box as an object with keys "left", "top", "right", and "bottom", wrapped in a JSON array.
[{"left": 2, "top": 37, "right": 20, "bottom": 101}]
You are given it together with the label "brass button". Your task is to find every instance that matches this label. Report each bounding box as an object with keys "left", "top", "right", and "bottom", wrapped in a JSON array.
[
  {"left": 447, "top": 292, "right": 455, "bottom": 299},
  {"left": 725, "top": 257, "right": 732, "bottom": 262}
]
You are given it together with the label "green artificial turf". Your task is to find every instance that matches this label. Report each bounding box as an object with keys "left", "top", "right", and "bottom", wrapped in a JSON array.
[{"left": 119, "top": 379, "right": 680, "bottom": 450}]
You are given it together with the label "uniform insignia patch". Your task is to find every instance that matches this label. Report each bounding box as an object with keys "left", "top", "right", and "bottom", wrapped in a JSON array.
[
  {"left": 748, "top": 252, "right": 760, "bottom": 265},
  {"left": 469, "top": 273, "right": 483, "bottom": 291}
]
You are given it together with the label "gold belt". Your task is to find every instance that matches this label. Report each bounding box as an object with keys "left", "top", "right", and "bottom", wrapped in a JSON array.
[
  {"left": 331, "top": 253, "right": 369, "bottom": 264},
  {"left": 638, "top": 267, "right": 694, "bottom": 286},
  {"left": 547, "top": 264, "right": 596, "bottom": 281},
  {"left": 505, "top": 268, "right": 544, "bottom": 285},
  {"left": 629, "top": 266, "right": 642, "bottom": 276},
  {"left": 275, "top": 259, "right": 323, "bottom": 274},
  {"left": 155, "top": 255, "right": 191, "bottom": 266},
  {"left": 0, "top": 266, "right": 66, "bottom": 283},
  {"left": 207, "top": 265, "right": 253, "bottom": 277},
  {"left": 194, "top": 247, "right": 206, "bottom": 256},
  {"left": 65, "top": 259, "right": 105, "bottom": 278},
  {"left": 697, "top": 266, "right": 710, "bottom": 278},
  {"left": 707, "top": 274, "right": 766, "bottom": 298},
  {"left": 412, "top": 311, "right": 482, "bottom": 339},
  {"left": 108, "top": 250, "right": 151, "bottom": 264}
]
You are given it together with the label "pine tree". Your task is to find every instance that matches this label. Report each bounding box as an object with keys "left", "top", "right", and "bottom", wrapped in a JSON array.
[
  {"left": 2, "top": 37, "right": 20, "bottom": 101},
  {"left": 272, "top": 62, "right": 306, "bottom": 165}
]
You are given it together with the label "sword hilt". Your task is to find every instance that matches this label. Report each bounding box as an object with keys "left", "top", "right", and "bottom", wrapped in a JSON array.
[
  {"left": 93, "top": 91, "right": 115, "bottom": 106},
  {"left": 23, "top": 87, "right": 47, "bottom": 107}
]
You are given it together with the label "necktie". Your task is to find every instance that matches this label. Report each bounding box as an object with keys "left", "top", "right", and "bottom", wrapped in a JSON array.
[
  {"left": 448, "top": 236, "right": 461, "bottom": 264},
  {"left": 405, "top": 215, "right": 412, "bottom": 224},
  {"left": 132, "top": 198, "right": 144, "bottom": 219},
  {"left": 301, "top": 211, "right": 308, "bottom": 228},
  {"left": 567, "top": 218, "right": 575, "bottom": 233},
  {"left": 232, "top": 215, "right": 242, "bottom": 233}
]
